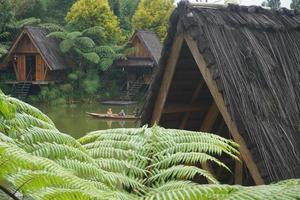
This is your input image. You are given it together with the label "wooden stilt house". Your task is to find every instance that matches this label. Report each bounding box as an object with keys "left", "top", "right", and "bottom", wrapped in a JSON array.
[
  {"left": 142, "top": 2, "right": 300, "bottom": 185},
  {"left": 0, "top": 26, "right": 73, "bottom": 84},
  {"left": 115, "top": 30, "right": 162, "bottom": 100}
]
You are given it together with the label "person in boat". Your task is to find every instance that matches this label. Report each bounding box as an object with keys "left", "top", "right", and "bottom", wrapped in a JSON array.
[
  {"left": 118, "top": 109, "right": 126, "bottom": 117},
  {"left": 107, "top": 108, "right": 113, "bottom": 116},
  {"left": 133, "top": 108, "right": 140, "bottom": 117}
]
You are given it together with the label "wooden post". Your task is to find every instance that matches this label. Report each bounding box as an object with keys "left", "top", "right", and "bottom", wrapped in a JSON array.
[
  {"left": 185, "top": 34, "right": 264, "bottom": 185},
  {"left": 235, "top": 157, "right": 243, "bottom": 184},
  {"left": 151, "top": 34, "right": 184, "bottom": 125},
  {"left": 13, "top": 62, "right": 19, "bottom": 81},
  {"left": 44, "top": 64, "right": 48, "bottom": 80},
  {"left": 199, "top": 102, "right": 219, "bottom": 131},
  {"left": 199, "top": 101, "right": 219, "bottom": 182},
  {"left": 180, "top": 79, "right": 205, "bottom": 129}
]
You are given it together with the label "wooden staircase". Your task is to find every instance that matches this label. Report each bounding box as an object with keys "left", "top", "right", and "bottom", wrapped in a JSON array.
[
  {"left": 12, "top": 82, "right": 32, "bottom": 100},
  {"left": 120, "top": 79, "right": 144, "bottom": 101}
]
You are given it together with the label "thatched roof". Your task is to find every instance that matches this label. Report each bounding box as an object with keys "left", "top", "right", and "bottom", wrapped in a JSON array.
[
  {"left": 142, "top": 2, "right": 300, "bottom": 183},
  {"left": 2, "top": 26, "right": 73, "bottom": 70},
  {"left": 133, "top": 30, "right": 162, "bottom": 65}
]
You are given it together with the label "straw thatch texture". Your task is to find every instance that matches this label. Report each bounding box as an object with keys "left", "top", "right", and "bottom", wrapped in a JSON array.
[{"left": 142, "top": 2, "right": 300, "bottom": 183}]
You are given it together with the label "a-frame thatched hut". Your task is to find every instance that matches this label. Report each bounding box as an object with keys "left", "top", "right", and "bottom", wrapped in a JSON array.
[
  {"left": 0, "top": 26, "right": 73, "bottom": 84},
  {"left": 142, "top": 2, "right": 300, "bottom": 185},
  {"left": 114, "top": 30, "right": 162, "bottom": 100}
]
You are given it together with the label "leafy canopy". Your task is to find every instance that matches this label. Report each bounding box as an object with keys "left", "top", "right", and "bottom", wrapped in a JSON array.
[
  {"left": 0, "top": 91, "right": 300, "bottom": 200},
  {"left": 262, "top": 0, "right": 281, "bottom": 8},
  {"left": 132, "top": 0, "right": 175, "bottom": 40},
  {"left": 108, "top": 0, "right": 140, "bottom": 32},
  {"left": 66, "top": 0, "right": 123, "bottom": 43},
  {"left": 291, "top": 0, "right": 300, "bottom": 9}
]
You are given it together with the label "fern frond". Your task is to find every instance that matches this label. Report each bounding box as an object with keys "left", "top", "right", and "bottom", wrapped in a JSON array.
[
  {"left": 150, "top": 152, "right": 230, "bottom": 172},
  {"left": 144, "top": 184, "right": 235, "bottom": 200},
  {"left": 14, "top": 17, "right": 41, "bottom": 28},
  {"left": 79, "top": 128, "right": 146, "bottom": 144},
  {"left": 88, "top": 147, "right": 148, "bottom": 161},
  {"left": 148, "top": 165, "right": 219, "bottom": 185},
  {"left": 30, "top": 187, "right": 108, "bottom": 200},
  {"left": 59, "top": 39, "right": 74, "bottom": 53},
  {"left": 30, "top": 143, "right": 91, "bottom": 162},
  {"left": 19, "top": 127, "right": 83, "bottom": 150},
  {"left": 152, "top": 142, "right": 239, "bottom": 161},
  {"left": 94, "top": 158, "right": 148, "bottom": 177},
  {"left": 83, "top": 140, "right": 137, "bottom": 150},
  {"left": 99, "top": 58, "right": 114, "bottom": 71},
  {"left": 82, "top": 52, "right": 100, "bottom": 64},
  {"left": 82, "top": 26, "right": 104, "bottom": 36},
  {"left": 5, "top": 96, "right": 54, "bottom": 125},
  {"left": 67, "top": 31, "right": 82, "bottom": 39},
  {"left": 40, "top": 23, "right": 65, "bottom": 32},
  {"left": 75, "top": 37, "right": 95, "bottom": 49},
  {"left": 47, "top": 31, "right": 68, "bottom": 40}
]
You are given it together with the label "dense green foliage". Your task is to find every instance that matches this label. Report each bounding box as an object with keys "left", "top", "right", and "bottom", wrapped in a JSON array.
[
  {"left": 109, "top": 0, "right": 140, "bottom": 32},
  {"left": 132, "top": 0, "right": 175, "bottom": 40},
  {"left": 0, "top": 91, "right": 300, "bottom": 199},
  {"left": 0, "top": 0, "right": 130, "bottom": 103},
  {"left": 66, "top": 0, "right": 123, "bottom": 43},
  {"left": 224, "top": 0, "right": 240, "bottom": 4},
  {"left": 43, "top": 0, "right": 76, "bottom": 23},
  {"left": 291, "top": 0, "right": 300, "bottom": 9},
  {"left": 262, "top": 0, "right": 281, "bottom": 8},
  {"left": 36, "top": 26, "right": 128, "bottom": 103},
  {"left": 0, "top": 0, "right": 41, "bottom": 58}
]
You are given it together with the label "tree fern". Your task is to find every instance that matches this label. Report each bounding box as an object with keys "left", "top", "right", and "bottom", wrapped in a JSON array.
[{"left": 0, "top": 92, "right": 299, "bottom": 200}]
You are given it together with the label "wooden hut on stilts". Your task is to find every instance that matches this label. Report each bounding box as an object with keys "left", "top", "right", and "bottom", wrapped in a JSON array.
[{"left": 0, "top": 26, "right": 74, "bottom": 99}]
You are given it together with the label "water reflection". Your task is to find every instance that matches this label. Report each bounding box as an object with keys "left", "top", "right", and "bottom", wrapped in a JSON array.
[{"left": 34, "top": 103, "right": 141, "bottom": 139}]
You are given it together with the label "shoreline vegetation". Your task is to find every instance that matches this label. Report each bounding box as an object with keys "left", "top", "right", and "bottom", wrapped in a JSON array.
[{"left": 0, "top": 0, "right": 175, "bottom": 104}]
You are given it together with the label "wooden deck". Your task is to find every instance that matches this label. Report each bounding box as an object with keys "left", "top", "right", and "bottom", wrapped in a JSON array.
[
  {"left": 101, "top": 100, "right": 138, "bottom": 105},
  {"left": 5, "top": 81, "right": 58, "bottom": 85}
]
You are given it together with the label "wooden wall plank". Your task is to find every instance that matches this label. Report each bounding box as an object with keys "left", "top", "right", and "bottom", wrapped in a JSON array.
[
  {"left": 130, "top": 37, "right": 151, "bottom": 58},
  {"left": 36, "top": 54, "right": 44, "bottom": 81},
  {"left": 17, "top": 55, "right": 26, "bottom": 81},
  {"left": 185, "top": 34, "right": 264, "bottom": 185},
  {"left": 151, "top": 34, "right": 184, "bottom": 125},
  {"left": 15, "top": 34, "right": 38, "bottom": 54}
]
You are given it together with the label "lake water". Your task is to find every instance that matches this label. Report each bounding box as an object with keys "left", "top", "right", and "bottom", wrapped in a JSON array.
[{"left": 35, "top": 103, "right": 141, "bottom": 139}]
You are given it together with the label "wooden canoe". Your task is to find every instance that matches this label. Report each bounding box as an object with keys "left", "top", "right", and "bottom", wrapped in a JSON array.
[{"left": 86, "top": 112, "right": 140, "bottom": 120}]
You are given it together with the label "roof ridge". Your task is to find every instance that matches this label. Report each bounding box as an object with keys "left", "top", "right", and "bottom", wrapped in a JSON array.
[{"left": 178, "top": 1, "right": 300, "bottom": 15}]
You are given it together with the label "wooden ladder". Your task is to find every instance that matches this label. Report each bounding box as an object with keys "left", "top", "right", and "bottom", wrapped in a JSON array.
[
  {"left": 12, "top": 82, "right": 32, "bottom": 100},
  {"left": 120, "top": 78, "right": 144, "bottom": 101}
]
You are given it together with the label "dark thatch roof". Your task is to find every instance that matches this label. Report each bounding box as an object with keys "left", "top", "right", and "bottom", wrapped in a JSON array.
[
  {"left": 3, "top": 26, "right": 73, "bottom": 70},
  {"left": 26, "top": 26, "right": 74, "bottom": 70},
  {"left": 142, "top": 2, "right": 300, "bottom": 183},
  {"left": 134, "top": 30, "right": 162, "bottom": 65}
]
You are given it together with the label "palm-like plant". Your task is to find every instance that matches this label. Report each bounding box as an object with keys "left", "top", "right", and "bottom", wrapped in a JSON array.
[
  {"left": 0, "top": 91, "right": 300, "bottom": 200},
  {"left": 47, "top": 26, "right": 128, "bottom": 71}
]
